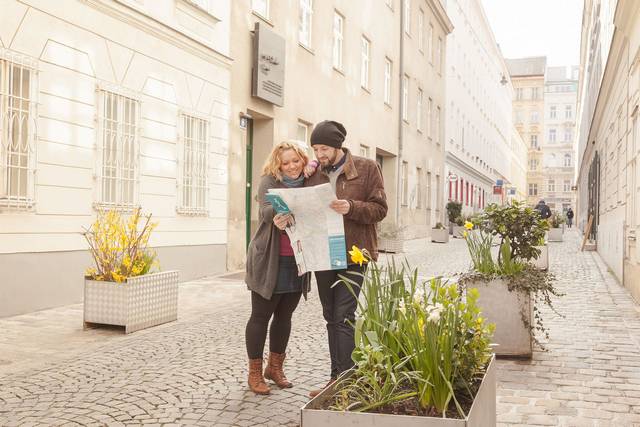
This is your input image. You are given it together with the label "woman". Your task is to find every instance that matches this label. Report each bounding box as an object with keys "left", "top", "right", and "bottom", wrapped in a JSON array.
[{"left": 244, "top": 141, "right": 320, "bottom": 395}]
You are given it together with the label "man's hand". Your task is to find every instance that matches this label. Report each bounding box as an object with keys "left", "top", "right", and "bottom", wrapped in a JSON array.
[
  {"left": 330, "top": 199, "right": 351, "bottom": 215},
  {"left": 273, "top": 213, "right": 293, "bottom": 230}
]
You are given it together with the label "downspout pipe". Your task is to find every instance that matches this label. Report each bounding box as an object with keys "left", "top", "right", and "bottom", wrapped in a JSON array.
[{"left": 396, "top": 0, "right": 405, "bottom": 226}]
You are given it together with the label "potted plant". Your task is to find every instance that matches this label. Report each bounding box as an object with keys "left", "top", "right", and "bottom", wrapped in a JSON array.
[
  {"left": 378, "top": 224, "right": 404, "bottom": 253},
  {"left": 82, "top": 208, "right": 179, "bottom": 333},
  {"left": 532, "top": 236, "right": 548, "bottom": 271},
  {"left": 459, "top": 201, "right": 560, "bottom": 358},
  {"left": 431, "top": 222, "right": 449, "bottom": 243},
  {"left": 446, "top": 201, "right": 462, "bottom": 234},
  {"left": 452, "top": 216, "right": 466, "bottom": 238},
  {"left": 547, "top": 211, "right": 564, "bottom": 242},
  {"left": 302, "top": 248, "right": 496, "bottom": 426}
]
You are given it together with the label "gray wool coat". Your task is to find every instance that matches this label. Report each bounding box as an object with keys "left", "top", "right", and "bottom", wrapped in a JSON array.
[{"left": 245, "top": 173, "right": 323, "bottom": 300}]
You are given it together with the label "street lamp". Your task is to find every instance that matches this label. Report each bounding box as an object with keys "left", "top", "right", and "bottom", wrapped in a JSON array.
[{"left": 500, "top": 74, "right": 508, "bottom": 85}]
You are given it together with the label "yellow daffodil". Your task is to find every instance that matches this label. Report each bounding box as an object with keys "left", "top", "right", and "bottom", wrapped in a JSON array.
[
  {"left": 463, "top": 231, "right": 468, "bottom": 238},
  {"left": 464, "top": 221, "right": 474, "bottom": 230},
  {"left": 349, "top": 245, "right": 368, "bottom": 266}
]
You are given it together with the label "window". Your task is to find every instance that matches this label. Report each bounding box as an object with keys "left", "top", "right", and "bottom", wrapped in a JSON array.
[
  {"left": 565, "top": 105, "right": 572, "bottom": 119},
  {"left": 564, "top": 180, "right": 571, "bottom": 192},
  {"left": 528, "top": 159, "right": 539, "bottom": 170},
  {"left": 528, "top": 183, "right": 538, "bottom": 196},
  {"left": 437, "top": 37, "right": 443, "bottom": 74},
  {"left": 359, "top": 144, "right": 370, "bottom": 158},
  {"left": 530, "top": 134, "right": 538, "bottom": 148},
  {"left": 384, "top": 58, "right": 392, "bottom": 105},
  {"left": 515, "top": 110, "right": 523, "bottom": 123},
  {"left": 564, "top": 153, "right": 571, "bottom": 167},
  {"left": 404, "top": 0, "right": 410, "bottom": 34},
  {"left": 532, "top": 87, "right": 540, "bottom": 99},
  {"left": 427, "top": 97, "right": 433, "bottom": 138},
  {"left": 548, "top": 179, "right": 555, "bottom": 192},
  {"left": 360, "top": 36, "right": 370, "bottom": 89},
  {"left": 0, "top": 53, "right": 37, "bottom": 208},
  {"left": 531, "top": 111, "right": 539, "bottom": 123},
  {"left": 332, "top": 12, "right": 344, "bottom": 70},
  {"left": 417, "top": 89, "right": 423, "bottom": 131},
  {"left": 550, "top": 106, "right": 557, "bottom": 119},
  {"left": 426, "top": 171, "right": 432, "bottom": 210},
  {"left": 435, "top": 106, "right": 441, "bottom": 143},
  {"left": 179, "top": 114, "right": 209, "bottom": 215},
  {"left": 564, "top": 130, "right": 572, "bottom": 142},
  {"left": 296, "top": 121, "right": 309, "bottom": 146},
  {"left": 252, "top": 0, "right": 269, "bottom": 19},
  {"left": 428, "top": 23, "right": 434, "bottom": 64},
  {"left": 401, "top": 161, "right": 408, "bottom": 206},
  {"left": 418, "top": 9, "right": 424, "bottom": 52},
  {"left": 549, "top": 129, "right": 556, "bottom": 143},
  {"left": 516, "top": 88, "right": 523, "bottom": 100},
  {"left": 97, "top": 89, "right": 140, "bottom": 208},
  {"left": 299, "top": 0, "right": 313, "bottom": 47},
  {"left": 402, "top": 74, "right": 409, "bottom": 122},
  {"left": 416, "top": 167, "right": 423, "bottom": 208}
]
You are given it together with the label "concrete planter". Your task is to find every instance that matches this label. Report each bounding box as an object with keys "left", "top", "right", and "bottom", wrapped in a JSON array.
[
  {"left": 379, "top": 237, "right": 403, "bottom": 253},
  {"left": 452, "top": 225, "right": 465, "bottom": 238},
  {"left": 532, "top": 245, "right": 548, "bottom": 270},
  {"left": 431, "top": 228, "right": 450, "bottom": 243},
  {"left": 548, "top": 227, "right": 563, "bottom": 242},
  {"left": 465, "top": 278, "right": 532, "bottom": 358},
  {"left": 84, "top": 270, "right": 179, "bottom": 334},
  {"left": 301, "top": 355, "right": 496, "bottom": 427}
]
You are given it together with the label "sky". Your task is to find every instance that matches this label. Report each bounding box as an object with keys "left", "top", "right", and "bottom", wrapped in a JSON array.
[{"left": 481, "top": 0, "right": 583, "bottom": 67}]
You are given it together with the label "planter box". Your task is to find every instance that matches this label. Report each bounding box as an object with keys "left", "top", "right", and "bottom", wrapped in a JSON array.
[
  {"left": 84, "top": 270, "right": 179, "bottom": 334},
  {"left": 532, "top": 245, "right": 548, "bottom": 270},
  {"left": 379, "top": 237, "right": 403, "bottom": 253},
  {"left": 301, "top": 355, "right": 496, "bottom": 427},
  {"left": 431, "top": 228, "right": 449, "bottom": 243},
  {"left": 548, "top": 227, "right": 563, "bottom": 242},
  {"left": 465, "top": 279, "right": 532, "bottom": 358},
  {"left": 452, "top": 225, "right": 465, "bottom": 238}
]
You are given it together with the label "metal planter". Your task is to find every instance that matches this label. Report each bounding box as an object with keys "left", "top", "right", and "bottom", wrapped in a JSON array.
[
  {"left": 452, "top": 226, "right": 465, "bottom": 238},
  {"left": 379, "top": 237, "right": 404, "bottom": 253},
  {"left": 532, "top": 245, "right": 548, "bottom": 270},
  {"left": 466, "top": 278, "right": 533, "bottom": 358},
  {"left": 83, "top": 270, "right": 179, "bottom": 333},
  {"left": 548, "top": 228, "right": 563, "bottom": 242},
  {"left": 301, "top": 355, "right": 496, "bottom": 427},
  {"left": 431, "top": 228, "right": 450, "bottom": 243}
]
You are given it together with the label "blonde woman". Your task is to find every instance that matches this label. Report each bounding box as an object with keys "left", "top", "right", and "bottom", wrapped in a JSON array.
[{"left": 244, "top": 141, "right": 321, "bottom": 395}]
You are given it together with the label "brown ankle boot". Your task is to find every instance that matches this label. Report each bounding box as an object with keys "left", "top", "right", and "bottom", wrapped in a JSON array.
[
  {"left": 309, "top": 378, "right": 336, "bottom": 398},
  {"left": 248, "top": 358, "right": 271, "bottom": 395},
  {"left": 264, "top": 352, "right": 292, "bottom": 388}
]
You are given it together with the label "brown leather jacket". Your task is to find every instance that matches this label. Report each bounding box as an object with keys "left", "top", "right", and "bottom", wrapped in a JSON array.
[{"left": 310, "top": 148, "right": 388, "bottom": 261}]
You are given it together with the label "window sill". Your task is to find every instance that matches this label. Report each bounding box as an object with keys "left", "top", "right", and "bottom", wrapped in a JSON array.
[
  {"left": 177, "top": 207, "right": 209, "bottom": 216},
  {"left": 252, "top": 10, "right": 274, "bottom": 27},
  {"left": 93, "top": 202, "right": 139, "bottom": 213},
  {"left": 299, "top": 42, "right": 314, "bottom": 55},
  {"left": 0, "top": 198, "right": 35, "bottom": 211}
]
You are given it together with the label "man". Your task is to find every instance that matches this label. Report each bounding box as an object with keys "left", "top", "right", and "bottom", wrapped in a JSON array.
[
  {"left": 308, "top": 120, "right": 388, "bottom": 398},
  {"left": 534, "top": 199, "right": 551, "bottom": 220},
  {"left": 566, "top": 207, "right": 574, "bottom": 228}
]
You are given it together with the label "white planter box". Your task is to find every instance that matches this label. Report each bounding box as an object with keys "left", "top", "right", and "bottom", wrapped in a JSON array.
[
  {"left": 301, "top": 355, "right": 496, "bottom": 427},
  {"left": 84, "top": 270, "right": 179, "bottom": 334},
  {"left": 532, "top": 245, "right": 548, "bottom": 270},
  {"left": 548, "top": 228, "right": 563, "bottom": 242},
  {"left": 452, "top": 225, "right": 465, "bottom": 238},
  {"left": 431, "top": 228, "right": 449, "bottom": 243},
  {"left": 465, "top": 279, "right": 532, "bottom": 358},
  {"left": 379, "top": 237, "right": 403, "bottom": 253}
]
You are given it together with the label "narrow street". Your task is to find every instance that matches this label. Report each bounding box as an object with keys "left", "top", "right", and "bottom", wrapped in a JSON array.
[{"left": 1, "top": 230, "right": 639, "bottom": 426}]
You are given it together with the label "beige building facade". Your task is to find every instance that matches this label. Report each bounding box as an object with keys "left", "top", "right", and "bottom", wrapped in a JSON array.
[{"left": 227, "top": 0, "right": 452, "bottom": 269}]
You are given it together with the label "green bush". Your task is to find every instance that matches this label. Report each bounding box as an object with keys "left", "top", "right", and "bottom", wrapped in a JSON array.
[{"left": 446, "top": 201, "right": 462, "bottom": 223}]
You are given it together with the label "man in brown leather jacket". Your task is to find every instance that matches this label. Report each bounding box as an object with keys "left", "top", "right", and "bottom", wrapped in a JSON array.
[{"left": 307, "top": 120, "right": 388, "bottom": 398}]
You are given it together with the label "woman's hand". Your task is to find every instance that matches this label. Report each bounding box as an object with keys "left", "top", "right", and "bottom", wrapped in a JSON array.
[
  {"left": 273, "top": 213, "right": 293, "bottom": 230},
  {"left": 303, "top": 160, "right": 319, "bottom": 178}
]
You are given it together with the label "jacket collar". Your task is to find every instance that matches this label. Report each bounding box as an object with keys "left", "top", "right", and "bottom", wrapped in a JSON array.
[{"left": 341, "top": 148, "right": 359, "bottom": 180}]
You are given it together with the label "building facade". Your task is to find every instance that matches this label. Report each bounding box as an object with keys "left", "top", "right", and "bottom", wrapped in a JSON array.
[
  {"left": 226, "top": 0, "right": 452, "bottom": 269},
  {"left": 507, "top": 56, "right": 547, "bottom": 207},
  {"left": 0, "top": 0, "right": 232, "bottom": 317},
  {"left": 443, "top": 0, "right": 516, "bottom": 216},
  {"left": 542, "top": 66, "right": 579, "bottom": 213},
  {"left": 576, "top": 0, "right": 640, "bottom": 300},
  {"left": 509, "top": 125, "right": 528, "bottom": 202}
]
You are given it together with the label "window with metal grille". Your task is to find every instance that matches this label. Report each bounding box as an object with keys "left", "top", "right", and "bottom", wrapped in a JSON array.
[
  {"left": 97, "top": 88, "right": 139, "bottom": 210},
  {"left": 0, "top": 50, "right": 38, "bottom": 209},
  {"left": 178, "top": 114, "right": 209, "bottom": 215}
]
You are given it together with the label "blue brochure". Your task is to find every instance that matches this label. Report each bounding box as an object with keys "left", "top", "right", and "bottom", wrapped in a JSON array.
[{"left": 265, "top": 193, "right": 291, "bottom": 214}]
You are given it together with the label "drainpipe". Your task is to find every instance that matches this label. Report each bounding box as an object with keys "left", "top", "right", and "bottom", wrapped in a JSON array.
[{"left": 396, "top": 0, "right": 405, "bottom": 227}]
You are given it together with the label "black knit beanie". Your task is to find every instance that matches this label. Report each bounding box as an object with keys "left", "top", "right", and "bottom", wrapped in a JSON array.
[{"left": 310, "top": 120, "right": 347, "bottom": 148}]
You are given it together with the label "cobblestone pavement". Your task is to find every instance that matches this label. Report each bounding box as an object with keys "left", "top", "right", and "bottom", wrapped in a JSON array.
[{"left": 1, "top": 230, "right": 639, "bottom": 426}]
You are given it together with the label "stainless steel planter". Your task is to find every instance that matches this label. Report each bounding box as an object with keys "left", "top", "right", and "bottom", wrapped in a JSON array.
[{"left": 431, "top": 228, "right": 450, "bottom": 243}]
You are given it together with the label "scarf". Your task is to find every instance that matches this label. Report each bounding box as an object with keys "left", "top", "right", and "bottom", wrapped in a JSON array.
[{"left": 282, "top": 174, "right": 304, "bottom": 188}]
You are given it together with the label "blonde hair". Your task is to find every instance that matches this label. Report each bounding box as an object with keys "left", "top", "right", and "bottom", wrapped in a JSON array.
[{"left": 262, "top": 141, "right": 310, "bottom": 181}]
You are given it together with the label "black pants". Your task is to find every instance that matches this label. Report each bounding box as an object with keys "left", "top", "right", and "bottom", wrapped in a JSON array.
[
  {"left": 245, "top": 291, "right": 302, "bottom": 359},
  {"left": 315, "top": 265, "right": 366, "bottom": 378}
]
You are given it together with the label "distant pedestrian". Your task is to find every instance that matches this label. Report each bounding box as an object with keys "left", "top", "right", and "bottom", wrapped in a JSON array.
[
  {"left": 566, "top": 207, "right": 574, "bottom": 228},
  {"left": 534, "top": 199, "right": 552, "bottom": 220}
]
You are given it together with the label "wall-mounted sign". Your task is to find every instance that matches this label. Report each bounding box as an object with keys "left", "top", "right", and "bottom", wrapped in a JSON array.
[
  {"left": 496, "top": 179, "right": 504, "bottom": 186},
  {"left": 493, "top": 185, "right": 503, "bottom": 195},
  {"left": 239, "top": 116, "right": 249, "bottom": 129},
  {"left": 447, "top": 173, "right": 458, "bottom": 182},
  {"left": 252, "top": 22, "right": 285, "bottom": 106}
]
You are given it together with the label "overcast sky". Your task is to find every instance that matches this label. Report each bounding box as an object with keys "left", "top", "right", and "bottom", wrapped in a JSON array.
[{"left": 481, "top": 0, "right": 583, "bottom": 67}]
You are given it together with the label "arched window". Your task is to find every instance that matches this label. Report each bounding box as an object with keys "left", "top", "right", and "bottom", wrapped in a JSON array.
[{"left": 564, "top": 153, "right": 571, "bottom": 167}]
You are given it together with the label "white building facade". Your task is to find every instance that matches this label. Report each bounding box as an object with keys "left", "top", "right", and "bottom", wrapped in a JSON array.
[
  {"left": 443, "top": 0, "right": 516, "bottom": 216},
  {"left": 0, "top": 0, "right": 232, "bottom": 317}
]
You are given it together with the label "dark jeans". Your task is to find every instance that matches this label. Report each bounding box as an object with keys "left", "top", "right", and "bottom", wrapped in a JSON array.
[
  {"left": 315, "top": 264, "right": 366, "bottom": 378},
  {"left": 245, "top": 291, "right": 302, "bottom": 359}
]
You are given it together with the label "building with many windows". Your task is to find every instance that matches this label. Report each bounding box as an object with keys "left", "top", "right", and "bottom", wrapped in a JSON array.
[
  {"left": 226, "top": 0, "right": 452, "bottom": 268},
  {"left": 0, "top": 0, "right": 232, "bottom": 317}
]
